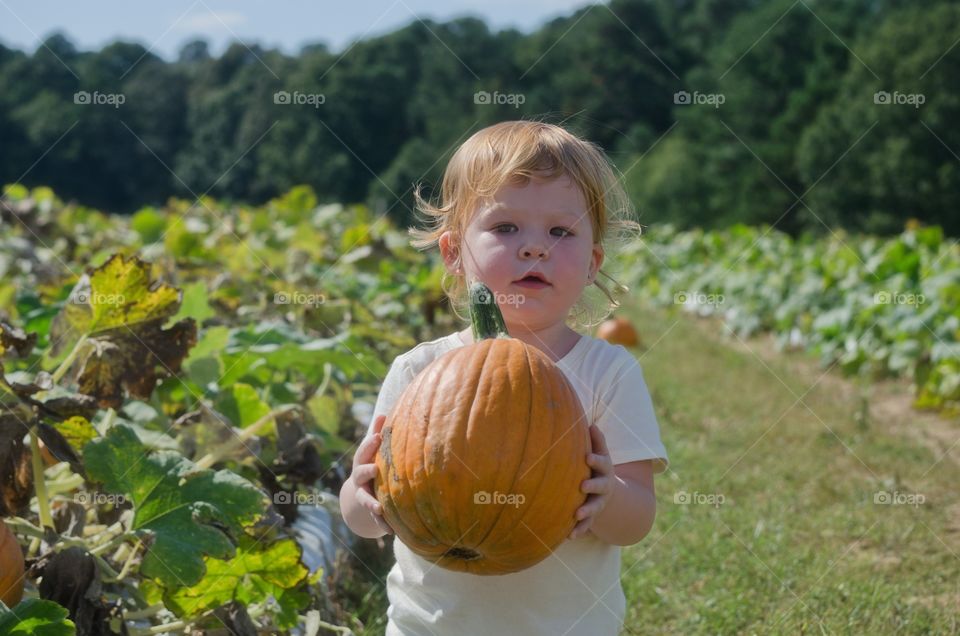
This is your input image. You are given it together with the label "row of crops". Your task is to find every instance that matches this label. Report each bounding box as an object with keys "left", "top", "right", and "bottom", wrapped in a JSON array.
[
  {"left": 619, "top": 221, "right": 960, "bottom": 413},
  {"left": 0, "top": 184, "right": 451, "bottom": 634},
  {"left": 0, "top": 183, "right": 957, "bottom": 634}
]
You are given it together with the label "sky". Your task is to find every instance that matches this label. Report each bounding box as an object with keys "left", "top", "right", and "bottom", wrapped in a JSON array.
[{"left": 0, "top": 0, "right": 596, "bottom": 60}]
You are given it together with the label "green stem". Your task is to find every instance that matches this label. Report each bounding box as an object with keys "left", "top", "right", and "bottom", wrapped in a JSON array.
[
  {"left": 51, "top": 333, "right": 89, "bottom": 384},
  {"left": 122, "top": 603, "right": 165, "bottom": 621},
  {"left": 128, "top": 620, "right": 188, "bottom": 635},
  {"left": 104, "top": 539, "right": 142, "bottom": 582},
  {"left": 89, "top": 531, "right": 138, "bottom": 557},
  {"left": 29, "top": 427, "right": 55, "bottom": 530},
  {"left": 8, "top": 516, "right": 45, "bottom": 539},
  {"left": 468, "top": 282, "right": 510, "bottom": 341}
]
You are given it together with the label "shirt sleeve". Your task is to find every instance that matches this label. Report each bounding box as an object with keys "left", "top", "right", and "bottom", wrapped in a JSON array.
[
  {"left": 595, "top": 354, "right": 669, "bottom": 473},
  {"left": 363, "top": 355, "right": 416, "bottom": 440}
]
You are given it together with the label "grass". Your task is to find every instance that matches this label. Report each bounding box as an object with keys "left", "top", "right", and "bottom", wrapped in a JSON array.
[{"left": 620, "top": 301, "right": 960, "bottom": 635}]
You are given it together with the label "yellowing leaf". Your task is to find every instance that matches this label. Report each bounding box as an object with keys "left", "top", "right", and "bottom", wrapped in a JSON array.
[
  {"left": 163, "top": 535, "right": 308, "bottom": 617},
  {"left": 78, "top": 254, "right": 182, "bottom": 335}
]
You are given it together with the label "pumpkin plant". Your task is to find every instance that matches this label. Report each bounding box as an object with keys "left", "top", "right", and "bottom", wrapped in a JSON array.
[{"left": 374, "top": 282, "right": 591, "bottom": 575}]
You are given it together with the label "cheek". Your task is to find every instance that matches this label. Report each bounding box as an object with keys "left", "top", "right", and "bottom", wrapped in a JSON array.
[{"left": 470, "top": 233, "right": 512, "bottom": 262}]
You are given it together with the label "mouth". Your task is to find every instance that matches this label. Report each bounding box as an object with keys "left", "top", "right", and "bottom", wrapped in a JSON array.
[{"left": 513, "top": 273, "right": 551, "bottom": 288}]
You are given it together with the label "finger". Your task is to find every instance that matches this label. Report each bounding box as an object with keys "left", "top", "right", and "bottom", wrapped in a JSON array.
[
  {"left": 355, "top": 486, "right": 383, "bottom": 514},
  {"left": 576, "top": 496, "right": 607, "bottom": 520},
  {"left": 580, "top": 476, "right": 612, "bottom": 494},
  {"left": 374, "top": 515, "right": 394, "bottom": 535},
  {"left": 589, "top": 424, "right": 609, "bottom": 455},
  {"left": 352, "top": 463, "right": 379, "bottom": 486},
  {"left": 569, "top": 518, "right": 593, "bottom": 540},
  {"left": 586, "top": 453, "right": 614, "bottom": 474},
  {"left": 354, "top": 431, "right": 383, "bottom": 463},
  {"left": 374, "top": 414, "right": 388, "bottom": 435}
]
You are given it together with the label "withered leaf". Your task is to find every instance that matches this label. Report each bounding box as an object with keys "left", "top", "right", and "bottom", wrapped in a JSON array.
[
  {"left": 76, "top": 317, "right": 197, "bottom": 409},
  {"left": 0, "top": 321, "right": 37, "bottom": 358},
  {"left": 0, "top": 412, "right": 33, "bottom": 517},
  {"left": 41, "top": 393, "right": 99, "bottom": 421},
  {"left": 38, "top": 546, "right": 126, "bottom": 636},
  {"left": 36, "top": 422, "right": 84, "bottom": 476},
  {"left": 7, "top": 370, "right": 54, "bottom": 398}
]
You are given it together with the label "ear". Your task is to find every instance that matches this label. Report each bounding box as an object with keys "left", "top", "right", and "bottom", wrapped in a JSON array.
[
  {"left": 589, "top": 244, "right": 605, "bottom": 279},
  {"left": 438, "top": 231, "right": 461, "bottom": 274}
]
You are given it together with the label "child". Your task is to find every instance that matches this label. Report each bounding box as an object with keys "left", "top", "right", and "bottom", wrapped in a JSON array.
[{"left": 339, "top": 120, "right": 669, "bottom": 635}]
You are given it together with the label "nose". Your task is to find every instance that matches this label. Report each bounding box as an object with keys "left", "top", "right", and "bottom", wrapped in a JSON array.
[{"left": 520, "top": 244, "right": 547, "bottom": 259}]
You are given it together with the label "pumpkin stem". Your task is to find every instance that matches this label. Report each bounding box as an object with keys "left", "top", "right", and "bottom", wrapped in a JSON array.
[{"left": 468, "top": 282, "right": 510, "bottom": 341}]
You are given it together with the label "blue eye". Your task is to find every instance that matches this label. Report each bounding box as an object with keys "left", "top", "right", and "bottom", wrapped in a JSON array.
[
  {"left": 552, "top": 227, "right": 574, "bottom": 237},
  {"left": 493, "top": 224, "right": 517, "bottom": 233}
]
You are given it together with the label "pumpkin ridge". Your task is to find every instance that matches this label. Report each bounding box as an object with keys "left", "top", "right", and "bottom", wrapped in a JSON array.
[
  {"left": 456, "top": 341, "right": 503, "bottom": 561},
  {"left": 516, "top": 351, "right": 562, "bottom": 544},
  {"left": 392, "top": 374, "right": 443, "bottom": 550},
  {"left": 467, "top": 341, "right": 534, "bottom": 559},
  {"left": 511, "top": 348, "right": 582, "bottom": 555},
  {"left": 416, "top": 362, "right": 448, "bottom": 548}
]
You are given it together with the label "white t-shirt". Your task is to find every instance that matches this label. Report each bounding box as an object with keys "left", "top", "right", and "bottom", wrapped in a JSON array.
[{"left": 363, "top": 331, "right": 669, "bottom": 636}]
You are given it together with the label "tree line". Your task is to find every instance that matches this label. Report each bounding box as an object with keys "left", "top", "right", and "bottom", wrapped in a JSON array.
[{"left": 0, "top": 0, "right": 957, "bottom": 235}]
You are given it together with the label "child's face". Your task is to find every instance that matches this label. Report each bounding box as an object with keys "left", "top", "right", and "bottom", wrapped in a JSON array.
[{"left": 441, "top": 174, "right": 604, "bottom": 331}]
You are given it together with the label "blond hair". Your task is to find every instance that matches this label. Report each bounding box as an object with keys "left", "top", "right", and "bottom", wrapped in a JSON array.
[{"left": 408, "top": 119, "right": 641, "bottom": 329}]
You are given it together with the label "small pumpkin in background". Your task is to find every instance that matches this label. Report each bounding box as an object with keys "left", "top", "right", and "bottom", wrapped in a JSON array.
[
  {"left": 0, "top": 519, "right": 25, "bottom": 607},
  {"left": 596, "top": 316, "right": 641, "bottom": 348},
  {"left": 375, "top": 282, "right": 591, "bottom": 575}
]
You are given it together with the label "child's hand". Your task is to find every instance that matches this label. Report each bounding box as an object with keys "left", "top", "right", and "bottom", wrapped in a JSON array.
[
  {"left": 569, "top": 424, "right": 615, "bottom": 541},
  {"left": 349, "top": 414, "right": 394, "bottom": 535}
]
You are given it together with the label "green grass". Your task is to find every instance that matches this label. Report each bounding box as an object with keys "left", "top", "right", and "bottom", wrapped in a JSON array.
[{"left": 620, "top": 301, "right": 960, "bottom": 635}]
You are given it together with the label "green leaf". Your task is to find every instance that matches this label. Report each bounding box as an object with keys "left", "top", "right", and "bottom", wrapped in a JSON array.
[
  {"left": 216, "top": 383, "right": 270, "bottom": 428},
  {"left": 186, "top": 326, "right": 230, "bottom": 362},
  {"left": 130, "top": 206, "right": 167, "bottom": 244},
  {"left": 163, "top": 536, "right": 309, "bottom": 618},
  {"left": 172, "top": 282, "right": 216, "bottom": 325},
  {"left": 0, "top": 599, "right": 76, "bottom": 635},
  {"left": 83, "top": 424, "right": 266, "bottom": 587}
]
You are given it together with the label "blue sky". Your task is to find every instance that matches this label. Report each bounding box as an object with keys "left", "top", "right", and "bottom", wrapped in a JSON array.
[{"left": 0, "top": 0, "right": 595, "bottom": 60}]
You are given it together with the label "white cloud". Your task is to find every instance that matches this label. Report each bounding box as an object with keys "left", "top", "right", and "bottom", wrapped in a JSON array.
[{"left": 176, "top": 10, "right": 248, "bottom": 34}]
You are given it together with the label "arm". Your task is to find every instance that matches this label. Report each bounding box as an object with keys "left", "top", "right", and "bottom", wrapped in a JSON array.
[{"left": 587, "top": 459, "right": 656, "bottom": 546}]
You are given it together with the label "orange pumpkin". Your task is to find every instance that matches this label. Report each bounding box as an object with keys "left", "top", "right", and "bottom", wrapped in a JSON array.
[
  {"left": 596, "top": 317, "right": 640, "bottom": 347},
  {"left": 375, "top": 282, "right": 591, "bottom": 575},
  {"left": 0, "top": 519, "right": 25, "bottom": 607}
]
